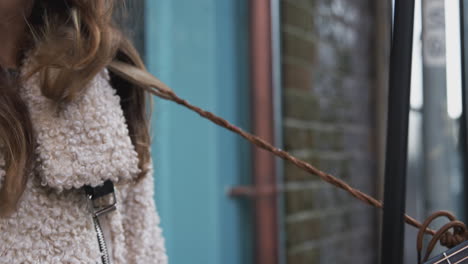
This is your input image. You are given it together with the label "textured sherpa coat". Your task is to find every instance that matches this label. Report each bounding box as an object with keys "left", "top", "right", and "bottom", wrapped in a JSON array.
[{"left": 0, "top": 63, "right": 168, "bottom": 263}]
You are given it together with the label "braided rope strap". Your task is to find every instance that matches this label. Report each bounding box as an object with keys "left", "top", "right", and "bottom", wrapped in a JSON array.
[
  {"left": 417, "top": 211, "right": 468, "bottom": 263},
  {"left": 108, "top": 61, "right": 468, "bottom": 257}
]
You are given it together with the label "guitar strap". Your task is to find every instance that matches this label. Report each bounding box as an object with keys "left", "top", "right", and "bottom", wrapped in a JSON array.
[{"left": 106, "top": 60, "right": 468, "bottom": 261}]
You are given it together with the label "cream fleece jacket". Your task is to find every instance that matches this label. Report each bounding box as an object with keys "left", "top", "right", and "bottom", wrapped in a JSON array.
[{"left": 0, "top": 64, "right": 168, "bottom": 263}]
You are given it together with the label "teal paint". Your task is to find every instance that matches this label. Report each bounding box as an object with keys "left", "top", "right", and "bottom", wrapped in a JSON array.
[
  {"left": 214, "top": 2, "right": 252, "bottom": 263},
  {"left": 145, "top": 1, "right": 251, "bottom": 263}
]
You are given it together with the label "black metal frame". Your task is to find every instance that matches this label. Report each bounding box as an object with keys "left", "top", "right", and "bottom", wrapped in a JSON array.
[
  {"left": 380, "top": 0, "right": 415, "bottom": 263},
  {"left": 460, "top": 0, "right": 468, "bottom": 223}
]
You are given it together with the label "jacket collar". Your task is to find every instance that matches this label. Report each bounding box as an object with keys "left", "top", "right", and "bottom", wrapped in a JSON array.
[{"left": 18, "top": 62, "right": 141, "bottom": 192}]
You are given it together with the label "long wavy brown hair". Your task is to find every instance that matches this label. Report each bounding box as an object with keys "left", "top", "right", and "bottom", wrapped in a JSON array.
[{"left": 0, "top": 0, "right": 152, "bottom": 217}]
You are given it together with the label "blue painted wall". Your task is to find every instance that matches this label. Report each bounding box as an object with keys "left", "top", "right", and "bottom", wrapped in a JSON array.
[{"left": 145, "top": 1, "right": 252, "bottom": 263}]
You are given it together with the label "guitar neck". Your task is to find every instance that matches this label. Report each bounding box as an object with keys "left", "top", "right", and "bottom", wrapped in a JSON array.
[{"left": 424, "top": 240, "right": 468, "bottom": 264}]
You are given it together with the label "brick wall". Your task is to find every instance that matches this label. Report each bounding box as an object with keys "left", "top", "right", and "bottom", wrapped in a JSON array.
[{"left": 281, "top": 0, "right": 379, "bottom": 263}]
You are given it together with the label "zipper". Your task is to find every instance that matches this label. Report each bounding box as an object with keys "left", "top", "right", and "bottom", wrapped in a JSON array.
[
  {"left": 84, "top": 180, "right": 117, "bottom": 264},
  {"left": 93, "top": 215, "right": 111, "bottom": 264}
]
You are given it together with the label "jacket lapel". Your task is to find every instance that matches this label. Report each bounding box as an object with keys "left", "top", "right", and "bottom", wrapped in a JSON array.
[{"left": 19, "top": 66, "right": 141, "bottom": 192}]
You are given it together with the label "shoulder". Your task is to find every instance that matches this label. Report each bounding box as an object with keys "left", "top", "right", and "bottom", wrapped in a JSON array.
[{"left": 21, "top": 65, "right": 141, "bottom": 192}]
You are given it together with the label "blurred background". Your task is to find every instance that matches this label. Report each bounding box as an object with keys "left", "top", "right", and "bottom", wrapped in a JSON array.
[{"left": 115, "top": 0, "right": 468, "bottom": 263}]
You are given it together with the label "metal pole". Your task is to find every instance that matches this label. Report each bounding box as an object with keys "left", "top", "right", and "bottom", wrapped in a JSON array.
[
  {"left": 460, "top": 0, "right": 468, "bottom": 221},
  {"left": 250, "top": 1, "right": 279, "bottom": 263},
  {"left": 380, "top": 0, "right": 415, "bottom": 263},
  {"left": 270, "top": 0, "right": 285, "bottom": 263}
]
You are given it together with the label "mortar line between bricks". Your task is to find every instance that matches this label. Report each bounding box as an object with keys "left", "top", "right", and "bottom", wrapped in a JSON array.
[
  {"left": 288, "top": 227, "right": 372, "bottom": 255},
  {"left": 286, "top": 204, "right": 370, "bottom": 223},
  {"left": 284, "top": 118, "right": 370, "bottom": 133},
  {"left": 281, "top": 55, "right": 373, "bottom": 79},
  {"left": 289, "top": 149, "right": 369, "bottom": 161},
  {"left": 288, "top": 149, "right": 346, "bottom": 160},
  {"left": 281, "top": 55, "right": 313, "bottom": 68},
  {"left": 285, "top": 181, "right": 360, "bottom": 192},
  {"left": 284, "top": 181, "right": 324, "bottom": 191},
  {"left": 283, "top": 0, "right": 314, "bottom": 15},
  {"left": 283, "top": 88, "right": 372, "bottom": 110},
  {"left": 282, "top": 25, "right": 317, "bottom": 43},
  {"left": 283, "top": 87, "right": 371, "bottom": 109},
  {"left": 283, "top": 23, "right": 362, "bottom": 45}
]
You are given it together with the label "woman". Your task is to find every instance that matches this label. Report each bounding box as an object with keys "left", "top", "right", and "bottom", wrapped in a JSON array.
[{"left": 0, "top": 0, "right": 167, "bottom": 263}]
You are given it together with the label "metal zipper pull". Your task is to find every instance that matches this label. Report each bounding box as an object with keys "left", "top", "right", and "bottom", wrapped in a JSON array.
[
  {"left": 84, "top": 180, "right": 117, "bottom": 264},
  {"left": 84, "top": 180, "right": 117, "bottom": 217}
]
